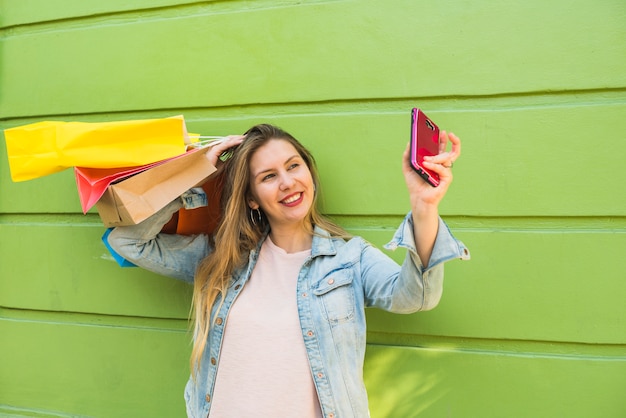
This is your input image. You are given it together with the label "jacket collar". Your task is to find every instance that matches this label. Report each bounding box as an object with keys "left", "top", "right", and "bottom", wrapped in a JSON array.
[{"left": 310, "top": 225, "right": 338, "bottom": 258}]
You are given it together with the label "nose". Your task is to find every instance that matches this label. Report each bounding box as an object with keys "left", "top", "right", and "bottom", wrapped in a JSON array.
[{"left": 278, "top": 171, "right": 296, "bottom": 190}]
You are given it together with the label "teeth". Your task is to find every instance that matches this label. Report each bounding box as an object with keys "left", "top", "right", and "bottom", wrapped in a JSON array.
[{"left": 283, "top": 193, "right": 301, "bottom": 204}]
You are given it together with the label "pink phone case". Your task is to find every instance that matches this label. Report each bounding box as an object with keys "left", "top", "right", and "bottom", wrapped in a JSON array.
[{"left": 409, "top": 108, "right": 440, "bottom": 187}]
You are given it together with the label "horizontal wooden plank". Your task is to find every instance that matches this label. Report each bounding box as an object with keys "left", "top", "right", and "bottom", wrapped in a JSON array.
[
  {"left": 0, "top": 0, "right": 624, "bottom": 117},
  {"left": 0, "top": 405, "right": 89, "bottom": 418},
  {"left": 2, "top": 102, "right": 626, "bottom": 216},
  {"left": 363, "top": 345, "right": 626, "bottom": 418},
  {"left": 2, "top": 315, "right": 623, "bottom": 418},
  {"left": 0, "top": 223, "right": 193, "bottom": 319},
  {"left": 0, "top": 316, "right": 190, "bottom": 417},
  {"left": 1, "top": 224, "right": 624, "bottom": 345},
  {"left": 363, "top": 228, "right": 626, "bottom": 345},
  {"left": 0, "top": 0, "right": 199, "bottom": 27}
]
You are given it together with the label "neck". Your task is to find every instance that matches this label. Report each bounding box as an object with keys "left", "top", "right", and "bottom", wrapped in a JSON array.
[{"left": 268, "top": 224, "right": 313, "bottom": 253}]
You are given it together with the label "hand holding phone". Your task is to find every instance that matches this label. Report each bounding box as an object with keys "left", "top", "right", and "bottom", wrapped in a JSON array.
[{"left": 409, "top": 108, "right": 440, "bottom": 187}]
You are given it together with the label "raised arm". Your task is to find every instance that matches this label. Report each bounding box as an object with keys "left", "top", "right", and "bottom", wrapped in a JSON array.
[{"left": 402, "top": 131, "right": 461, "bottom": 267}]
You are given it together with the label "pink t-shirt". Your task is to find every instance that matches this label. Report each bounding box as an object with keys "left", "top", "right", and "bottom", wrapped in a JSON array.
[{"left": 209, "top": 237, "right": 323, "bottom": 418}]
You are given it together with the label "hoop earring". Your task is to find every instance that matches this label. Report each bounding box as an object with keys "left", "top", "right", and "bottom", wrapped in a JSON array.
[{"left": 250, "top": 208, "right": 262, "bottom": 226}]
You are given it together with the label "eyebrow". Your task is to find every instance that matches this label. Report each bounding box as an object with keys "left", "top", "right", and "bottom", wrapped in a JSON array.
[{"left": 253, "top": 154, "right": 301, "bottom": 179}]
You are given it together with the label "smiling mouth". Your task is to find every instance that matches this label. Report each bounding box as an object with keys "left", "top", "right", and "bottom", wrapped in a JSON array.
[{"left": 281, "top": 192, "right": 303, "bottom": 205}]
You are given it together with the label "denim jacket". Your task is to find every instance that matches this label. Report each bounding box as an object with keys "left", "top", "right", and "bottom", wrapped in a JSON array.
[{"left": 108, "top": 189, "right": 470, "bottom": 418}]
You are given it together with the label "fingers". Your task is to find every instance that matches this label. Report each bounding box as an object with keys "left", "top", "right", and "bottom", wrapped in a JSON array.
[
  {"left": 425, "top": 131, "right": 461, "bottom": 168},
  {"left": 404, "top": 130, "right": 459, "bottom": 207},
  {"left": 438, "top": 130, "right": 448, "bottom": 154},
  {"left": 205, "top": 135, "right": 244, "bottom": 166},
  {"left": 402, "top": 141, "right": 412, "bottom": 172},
  {"left": 447, "top": 132, "right": 461, "bottom": 160},
  {"left": 215, "top": 135, "right": 245, "bottom": 153},
  {"left": 422, "top": 158, "right": 453, "bottom": 180},
  {"left": 404, "top": 140, "right": 452, "bottom": 192}
]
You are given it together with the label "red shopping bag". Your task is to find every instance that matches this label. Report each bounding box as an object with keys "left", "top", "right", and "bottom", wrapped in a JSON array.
[
  {"left": 95, "top": 147, "right": 217, "bottom": 228},
  {"left": 75, "top": 161, "right": 165, "bottom": 214}
]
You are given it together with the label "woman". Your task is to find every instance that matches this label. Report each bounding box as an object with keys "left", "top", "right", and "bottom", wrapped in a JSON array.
[{"left": 109, "top": 123, "right": 469, "bottom": 418}]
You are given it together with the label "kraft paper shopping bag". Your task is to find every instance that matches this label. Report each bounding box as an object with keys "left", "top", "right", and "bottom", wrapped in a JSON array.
[
  {"left": 95, "top": 147, "right": 216, "bottom": 227},
  {"left": 75, "top": 161, "right": 164, "bottom": 214}
]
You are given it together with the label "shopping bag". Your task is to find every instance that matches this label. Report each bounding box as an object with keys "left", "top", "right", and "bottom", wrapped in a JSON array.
[
  {"left": 95, "top": 146, "right": 217, "bottom": 227},
  {"left": 175, "top": 170, "right": 225, "bottom": 235},
  {"left": 75, "top": 161, "right": 164, "bottom": 214},
  {"left": 101, "top": 228, "right": 136, "bottom": 267},
  {"left": 74, "top": 135, "right": 226, "bottom": 214},
  {"left": 4, "top": 116, "right": 189, "bottom": 182},
  {"left": 100, "top": 178, "right": 222, "bottom": 268}
]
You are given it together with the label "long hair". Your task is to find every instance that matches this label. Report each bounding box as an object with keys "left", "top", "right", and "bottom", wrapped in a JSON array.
[{"left": 190, "top": 124, "right": 349, "bottom": 375}]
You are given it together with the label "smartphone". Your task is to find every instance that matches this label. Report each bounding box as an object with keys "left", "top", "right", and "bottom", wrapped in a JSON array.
[{"left": 409, "top": 108, "right": 440, "bottom": 187}]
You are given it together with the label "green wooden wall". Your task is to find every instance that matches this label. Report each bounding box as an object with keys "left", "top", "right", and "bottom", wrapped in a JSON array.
[{"left": 1, "top": 1, "right": 625, "bottom": 417}]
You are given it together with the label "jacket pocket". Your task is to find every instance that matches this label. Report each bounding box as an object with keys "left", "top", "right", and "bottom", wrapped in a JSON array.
[{"left": 313, "top": 270, "right": 355, "bottom": 324}]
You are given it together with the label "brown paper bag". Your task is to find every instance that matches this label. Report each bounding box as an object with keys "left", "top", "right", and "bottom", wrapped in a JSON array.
[{"left": 96, "top": 147, "right": 216, "bottom": 228}]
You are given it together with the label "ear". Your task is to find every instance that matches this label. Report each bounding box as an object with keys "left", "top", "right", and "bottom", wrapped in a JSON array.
[{"left": 248, "top": 198, "right": 259, "bottom": 210}]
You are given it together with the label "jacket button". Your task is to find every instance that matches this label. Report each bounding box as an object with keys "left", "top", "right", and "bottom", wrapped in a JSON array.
[
  {"left": 205, "top": 394, "right": 211, "bottom": 402},
  {"left": 211, "top": 357, "right": 216, "bottom": 365},
  {"left": 216, "top": 317, "right": 223, "bottom": 325},
  {"left": 327, "top": 278, "right": 334, "bottom": 285},
  {"left": 307, "top": 331, "right": 314, "bottom": 337},
  {"left": 328, "top": 414, "right": 334, "bottom": 418}
]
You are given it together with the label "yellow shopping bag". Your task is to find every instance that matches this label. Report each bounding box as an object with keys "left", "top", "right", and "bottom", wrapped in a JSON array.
[{"left": 4, "top": 116, "right": 189, "bottom": 182}]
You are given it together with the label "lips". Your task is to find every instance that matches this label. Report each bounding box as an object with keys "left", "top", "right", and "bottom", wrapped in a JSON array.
[{"left": 281, "top": 192, "right": 303, "bottom": 206}]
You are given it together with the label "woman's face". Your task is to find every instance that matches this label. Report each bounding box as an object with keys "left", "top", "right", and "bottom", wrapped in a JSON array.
[{"left": 247, "top": 139, "right": 315, "bottom": 230}]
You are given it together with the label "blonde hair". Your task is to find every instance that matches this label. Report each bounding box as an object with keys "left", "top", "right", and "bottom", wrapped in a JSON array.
[{"left": 190, "top": 124, "right": 349, "bottom": 375}]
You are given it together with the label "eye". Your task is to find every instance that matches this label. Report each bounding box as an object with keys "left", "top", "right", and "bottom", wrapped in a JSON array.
[
  {"left": 262, "top": 173, "right": 275, "bottom": 181},
  {"left": 288, "top": 163, "right": 300, "bottom": 170}
]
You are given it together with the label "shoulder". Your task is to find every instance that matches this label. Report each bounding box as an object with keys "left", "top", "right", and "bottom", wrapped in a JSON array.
[{"left": 315, "top": 231, "right": 369, "bottom": 267}]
